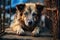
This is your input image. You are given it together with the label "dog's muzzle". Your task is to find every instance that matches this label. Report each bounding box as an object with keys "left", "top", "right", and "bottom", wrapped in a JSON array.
[{"left": 28, "top": 21, "right": 33, "bottom": 26}]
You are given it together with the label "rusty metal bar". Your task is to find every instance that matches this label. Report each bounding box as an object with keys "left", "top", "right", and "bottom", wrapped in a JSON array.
[
  {"left": 46, "top": 8, "right": 58, "bottom": 40},
  {"left": 44, "top": 0, "right": 58, "bottom": 40}
]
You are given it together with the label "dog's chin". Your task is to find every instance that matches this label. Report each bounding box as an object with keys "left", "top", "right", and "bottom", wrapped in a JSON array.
[
  {"left": 25, "top": 23, "right": 34, "bottom": 27},
  {"left": 25, "top": 24, "right": 33, "bottom": 27}
]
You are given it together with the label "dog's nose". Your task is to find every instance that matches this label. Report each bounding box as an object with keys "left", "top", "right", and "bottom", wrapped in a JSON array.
[{"left": 28, "top": 21, "right": 32, "bottom": 25}]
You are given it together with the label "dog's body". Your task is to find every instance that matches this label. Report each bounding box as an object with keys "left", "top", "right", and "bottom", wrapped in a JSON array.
[{"left": 10, "top": 3, "right": 45, "bottom": 36}]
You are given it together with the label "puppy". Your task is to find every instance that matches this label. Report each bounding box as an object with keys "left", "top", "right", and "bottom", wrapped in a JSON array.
[{"left": 10, "top": 3, "right": 45, "bottom": 36}]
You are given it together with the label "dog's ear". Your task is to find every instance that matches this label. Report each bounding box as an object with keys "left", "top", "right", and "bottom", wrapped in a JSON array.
[
  {"left": 16, "top": 4, "right": 25, "bottom": 12},
  {"left": 36, "top": 3, "right": 45, "bottom": 12}
]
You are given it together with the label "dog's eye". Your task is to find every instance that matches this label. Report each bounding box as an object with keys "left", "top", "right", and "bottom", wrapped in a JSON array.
[
  {"left": 32, "top": 13, "right": 36, "bottom": 16},
  {"left": 24, "top": 12, "right": 28, "bottom": 15}
]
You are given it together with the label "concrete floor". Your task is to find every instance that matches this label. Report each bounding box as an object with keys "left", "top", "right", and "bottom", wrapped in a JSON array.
[
  {"left": 1, "top": 34, "right": 53, "bottom": 40},
  {"left": 0, "top": 28, "right": 53, "bottom": 40}
]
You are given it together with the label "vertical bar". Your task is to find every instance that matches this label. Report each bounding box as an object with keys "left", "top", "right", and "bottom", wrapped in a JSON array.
[
  {"left": 58, "top": 0, "right": 60, "bottom": 39},
  {"left": 52, "top": 9, "right": 58, "bottom": 40},
  {"left": 0, "top": 0, "right": 2, "bottom": 34},
  {"left": 2, "top": 0, "right": 6, "bottom": 33},
  {"left": 9, "top": 0, "right": 11, "bottom": 26}
]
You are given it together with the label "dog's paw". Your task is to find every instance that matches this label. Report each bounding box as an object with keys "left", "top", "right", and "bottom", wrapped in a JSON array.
[
  {"left": 32, "top": 27, "right": 40, "bottom": 37},
  {"left": 16, "top": 28, "right": 24, "bottom": 35}
]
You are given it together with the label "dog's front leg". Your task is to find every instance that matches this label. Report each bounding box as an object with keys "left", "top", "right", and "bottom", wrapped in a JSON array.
[
  {"left": 16, "top": 25, "right": 24, "bottom": 35},
  {"left": 10, "top": 21, "right": 24, "bottom": 35},
  {"left": 32, "top": 27, "right": 40, "bottom": 36}
]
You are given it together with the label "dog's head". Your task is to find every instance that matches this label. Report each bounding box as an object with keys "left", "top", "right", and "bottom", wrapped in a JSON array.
[{"left": 16, "top": 3, "right": 45, "bottom": 27}]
